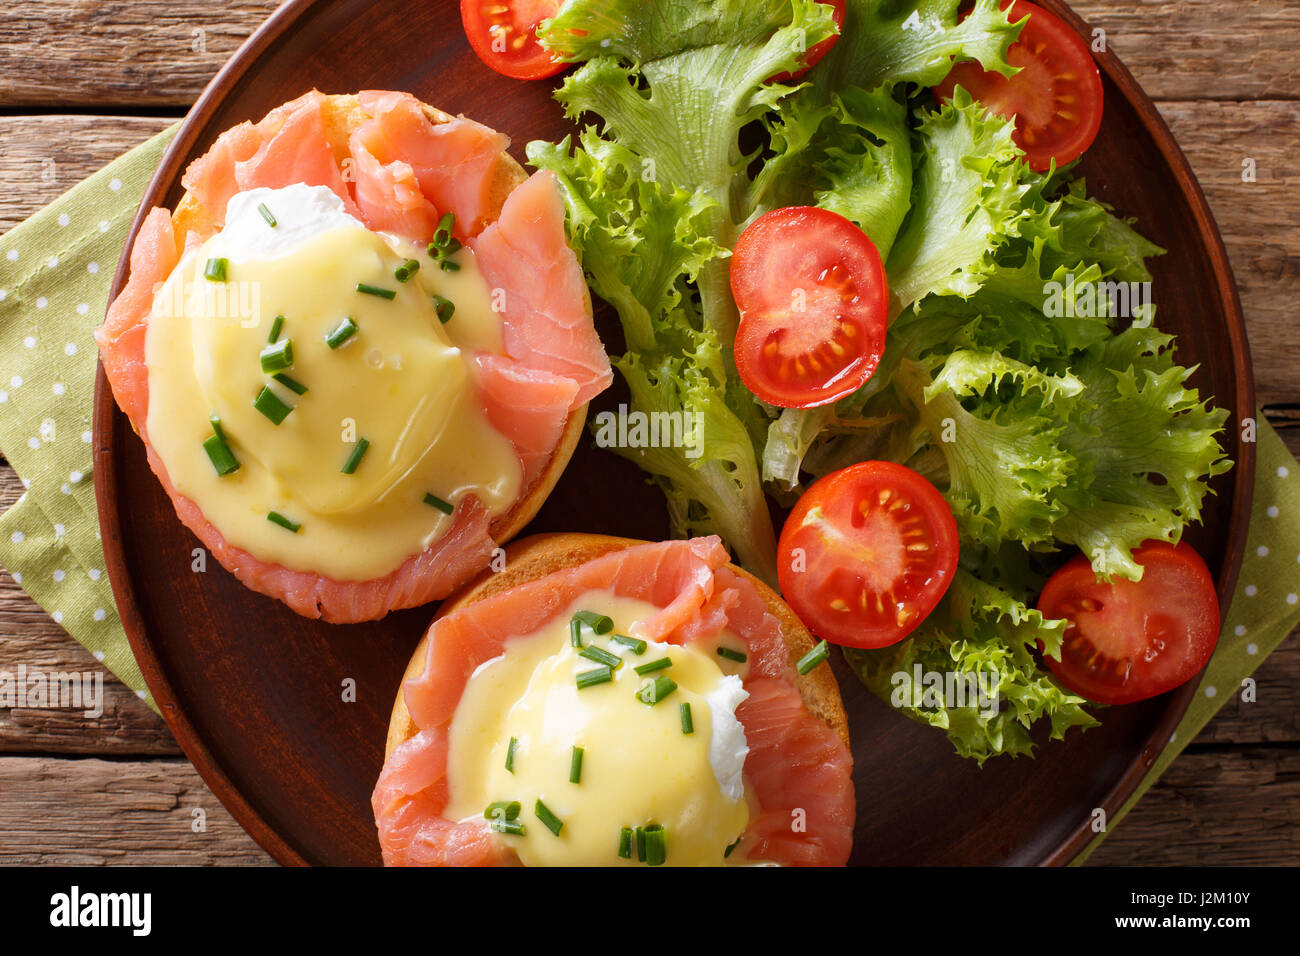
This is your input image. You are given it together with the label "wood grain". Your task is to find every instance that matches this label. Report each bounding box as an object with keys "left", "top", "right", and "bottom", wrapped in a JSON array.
[
  {"left": 0, "top": 2, "right": 1296, "bottom": 108},
  {"left": 0, "top": 2, "right": 283, "bottom": 109},
  {"left": 0, "top": 115, "right": 176, "bottom": 234},
  {"left": 1157, "top": 101, "right": 1300, "bottom": 410},
  {"left": 1072, "top": 0, "right": 1300, "bottom": 102},
  {"left": 1086, "top": 748, "right": 1300, "bottom": 866},
  {"left": 0, "top": 756, "right": 269, "bottom": 864}
]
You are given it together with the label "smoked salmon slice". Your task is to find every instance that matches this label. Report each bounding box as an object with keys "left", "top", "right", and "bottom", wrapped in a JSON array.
[
  {"left": 372, "top": 537, "right": 855, "bottom": 866},
  {"left": 182, "top": 91, "right": 360, "bottom": 225},
  {"left": 96, "top": 91, "right": 612, "bottom": 622},
  {"left": 471, "top": 170, "right": 613, "bottom": 406}
]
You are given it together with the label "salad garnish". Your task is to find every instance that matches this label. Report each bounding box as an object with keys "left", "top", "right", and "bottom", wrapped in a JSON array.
[{"left": 524, "top": 0, "right": 1231, "bottom": 761}]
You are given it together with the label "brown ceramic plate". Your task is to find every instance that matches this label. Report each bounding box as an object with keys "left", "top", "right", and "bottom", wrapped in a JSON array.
[{"left": 94, "top": 0, "right": 1255, "bottom": 866}]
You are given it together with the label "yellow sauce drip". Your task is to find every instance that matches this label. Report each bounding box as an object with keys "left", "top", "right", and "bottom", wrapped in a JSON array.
[
  {"left": 444, "top": 592, "right": 752, "bottom": 866},
  {"left": 144, "top": 224, "right": 521, "bottom": 581}
]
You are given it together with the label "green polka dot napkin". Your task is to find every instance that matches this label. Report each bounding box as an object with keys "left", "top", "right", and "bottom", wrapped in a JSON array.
[
  {"left": 0, "top": 125, "right": 1297, "bottom": 855},
  {"left": 0, "top": 124, "right": 178, "bottom": 715}
]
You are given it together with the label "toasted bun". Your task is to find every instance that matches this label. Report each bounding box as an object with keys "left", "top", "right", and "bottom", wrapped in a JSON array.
[
  {"left": 163, "top": 92, "right": 590, "bottom": 560},
  {"left": 385, "top": 533, "right": 851, "bottom": 759}
]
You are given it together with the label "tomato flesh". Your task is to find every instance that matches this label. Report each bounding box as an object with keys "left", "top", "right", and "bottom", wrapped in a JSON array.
[
  {"left": 770, "top": 0, "right": 847, "bottom": 83},
  {"left": 1037, "top": 541, "right": 1220, "bottom": 706},
  {"left": 933, "top": 0, "right": 1103, "bottom": 172},
  {"left": 731, "top": 207, "right": 888, "bottom": 409},
  {"left": 461, "top": 0, "right": 565, "bottom": 81},
  {"left": 778, "top": 462, "right": 959, "bottom": 649}
]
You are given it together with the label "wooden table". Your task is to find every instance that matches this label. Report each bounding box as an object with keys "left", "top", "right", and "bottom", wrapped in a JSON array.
[{"left": 1, "top": 0, "right": 1296, "bottom": 866}]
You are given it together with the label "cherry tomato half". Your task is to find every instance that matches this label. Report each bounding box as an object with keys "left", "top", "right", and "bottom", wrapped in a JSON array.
[
  {"left": 1037, "top": 541, "right": 1220, "bottom": 706},
  {"left": 461, "top": 0, "right": 566, "bottom": 81},
  {"left": 933, "top": 0, "right": 1103, "bottom": 172},
  {"left": 730, "top": 207, "right": 889, "bottom": 410},
  {"left": 778, "top": 461, "right": 960, "bottom": 649},
  {"left": 770, "top": 0, "right": 847, "bottom": 84}
]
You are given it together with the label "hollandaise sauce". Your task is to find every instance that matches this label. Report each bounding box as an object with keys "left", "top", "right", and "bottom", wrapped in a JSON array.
[
  {"left": 144, "top": 184, "right": 522, "bottom": 582},
  {"left": 444, "top": 591, "right": 756, "bottom": 866}
]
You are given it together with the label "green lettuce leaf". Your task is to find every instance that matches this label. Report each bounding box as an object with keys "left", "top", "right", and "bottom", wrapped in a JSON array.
[
  {"left": 816, "top": 0, "right": 1022, "bottom": 93},
  {"left": 886, "top": 87, "right": 1032, "bottom": 306},
  {"left": 845, "top": 569, "right": 1098, "bottom": 763},
  {"left": 1054, "top": 327, "right": 1233, "bottom": 579}
]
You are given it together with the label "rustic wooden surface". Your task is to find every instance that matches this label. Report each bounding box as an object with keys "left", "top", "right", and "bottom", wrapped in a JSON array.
[{"left": 0, "top": 0, "right": 1296, "bottom": 866}]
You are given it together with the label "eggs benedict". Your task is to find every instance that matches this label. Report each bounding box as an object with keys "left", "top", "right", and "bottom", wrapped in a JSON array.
[
  {"left": 97, "top": 91, "right": 611, "bottom": 622},
  {"left": 374, "top": 534, "right": 856, "bottom": 866}
]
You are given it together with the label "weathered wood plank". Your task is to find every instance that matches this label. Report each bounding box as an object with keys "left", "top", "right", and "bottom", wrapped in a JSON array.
[
  {"left": 1072, "top": 0, "right": 1300, "bottom": 102},
  {"left": 0, "top": 756, "right": 271, "bottom": 864},
  {"left": 0, "top": 748, "right": 1292, "bottom": 866},
  {"left": 1086, "top": 747, "right": 1300, "bottom": 866},
  {"left": 0, "top": 115, "right": 175, "bottom": 234},
  {"left": 1156, "top": 101, "right": 1300, "bottom": 411},
  {"left": 0, "top": 1, "right": 1296, "bottom": 108},
  {"left": 0, "top": 575, "right": 180, "bottom": 756},
  {"left": 0, "top": 1, "right": 282, "bottom": 109}
]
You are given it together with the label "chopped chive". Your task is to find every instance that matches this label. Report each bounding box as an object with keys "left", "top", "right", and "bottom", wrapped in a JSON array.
[
  {"left": 208, "top": 413, "right": 227, "bottom": 442},
  {"left": 572, "top": 611, "right": 614, "bottom": 634},
  {"left": 634, "top": 657, "right": 672, "bottom": 676},
  {"left": 643, "top": 824, "right": 667, "bottom": 866},
  {"left": 635, "top": 826, "right": 646, "bottom": 862},
  {"left": 273, "top": 372, "right": 308, "bottom": 395},
  {"left": 253, "top": 385, "right": 293, "bottom": 425},
  {"left": 579, "top": 645, "right": 621, "bottom": 669},
  {"left": 484, "top": 800, "right": 522, "bottom": 822},
  {"left": 440, "top": 258, "right": 461, "bottom": 273},
  {"left": 491, "top": 818, "right": 527, "bottom": 836},
  {"left": 796, "top": 640, "right": 830, "bottom": 675},
  {"left": 680, "top": 702, "right": 694, "bottom": 735},
  {"left": 267, "top": 314, "right": 284, "bottom": 343},
  {"left": 505, "top": 737, "right": 518, "bottom": 773},
  {"left": 356, "top": 282, "right": 396, "bottom": 300},
  {"left": 257, "top": 202, "right": 277, "bottom": 227},
  {"left": 433, "top": 295, "right": 455, "bottom": 324},
  {"left": 717, "top": 646, "right": 748, "bottom": 664},
  {"left": 724, "top": 837, "right": 742, "bottom": 859},
  {"left": 423, "top": 492, "right": 454, "bottom": 515},
  {"left": 259, "top": 338, "right": 294, "bottom": 374},
  {"left": 636, "top": 676, "right": 677, "bottom": 706},
  {"left": 534, "top": 799, "right": 563, "bottom": 837},
  {"left": 203, "top": 257, "right": 228, "bottom": 282},
  {"left": 611, "top": 634, "right": 647, "bottom": 655},
  {"left": 267, "top": 511, "right": 301, "bottom": 533},
  {"left": 569, "top": 618, "right": 584, "bottom": 649},
  {"left": 433, "top": 212, "right": 456, "bottom": 248},
  {"left": 569, "top": 746, "right": 584, "bottom": 785},
  {"left": 618, "top": 827, "right": 634, "bottom": 860},
  {"left": 341, "top": 438, "right": 370, "bottom": 475},
  {"left": 576, "top": 666, "right": 613, "bottom": 690},
  {"left": 325, "top": 317, "right": 358, "bottom": 350},
  {"left": 202, "top": 433, "right": 240, "bottom": 477},
  {"left": 394, "top": 259, "right": 420, "bottom": 283}
]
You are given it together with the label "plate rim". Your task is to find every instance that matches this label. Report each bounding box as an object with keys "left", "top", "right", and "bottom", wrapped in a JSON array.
[{"left": 91, "top": 0, "right": 1257, "bottom": 868}]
